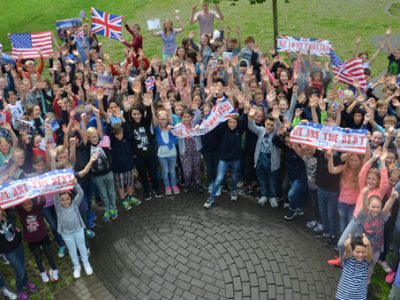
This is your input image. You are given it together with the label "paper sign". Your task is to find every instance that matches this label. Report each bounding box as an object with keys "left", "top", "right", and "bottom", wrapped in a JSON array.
[
  {"left": 56, "top": 18, "right": 82, "bottom": 40},
  {"left": 147, "top": 19, "right": 161, "bottom": 31},
  {"left": 289, "top": 122, "right": 368, "bottom": 154},
  {"left": 277, "top": 36, "right": 331, "bottom": 56},
  {"left": 13, "top": 118, "right": 31, "bottom": 132}
]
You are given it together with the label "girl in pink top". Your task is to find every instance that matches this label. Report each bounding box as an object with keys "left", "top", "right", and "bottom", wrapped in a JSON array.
[
  {"left": 353, "top": 147, "right": 389, "bottom": 217},
  {"left": 327, "top": 150, "right": 363, "bottom": 234}
]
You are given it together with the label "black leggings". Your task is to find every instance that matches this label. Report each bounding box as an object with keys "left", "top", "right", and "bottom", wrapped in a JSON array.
[
  {"left": 135, "top": 156, "right": 160, "bottom": 194},
  {"left": 28, "top": 235, "right": 57, "bottom": 273}
]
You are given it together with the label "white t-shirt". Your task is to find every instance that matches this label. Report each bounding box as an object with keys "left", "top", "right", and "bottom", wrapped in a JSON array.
[{"left": 8, "top": 101, "right": 24, "bottom": 124}]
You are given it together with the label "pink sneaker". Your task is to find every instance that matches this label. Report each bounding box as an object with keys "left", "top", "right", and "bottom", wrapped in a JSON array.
[
  {"left": 172, "top": 185, "right": 180, "bottom": 195},
  {"left": 18, "top": 292, "right": 30, "bottom": 300},
  {"left": 165, "top": 186, "right": 172, "bottom": 195},
  {"left": 386, "top": 271, "right": 396, "bottom": 284}
]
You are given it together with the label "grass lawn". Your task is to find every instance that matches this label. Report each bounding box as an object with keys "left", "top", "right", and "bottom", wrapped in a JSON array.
[{"left": 1, "top": 0, "right": 400, "bottom": 299}]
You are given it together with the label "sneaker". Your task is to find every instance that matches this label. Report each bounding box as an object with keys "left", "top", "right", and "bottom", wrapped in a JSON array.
[
  {"left": 230, "top": 192, "right": 238, "bottom": 201},
  {"left": 165, "top": 186, "right": 172, "bottom": 195},
  {"left": 325, "top": 236, "right": 336, "bottom": 248},
  {"left": 195, "top": 184, "right": 204, "bottom": 193},
  {"left": 144, "top": 193, "right": 152, "bottom": 201},
  {"left": 122, "top": 200, "right": 132, "bottom": 211},
  {"left": 183, "top": 186, "right": 190, "bottom": 194},
  {"left": 296, "top": 208, "right": 304, "bottom": 216},
  {"left": 86, "top": 219, "right": 96, "bottom": 229},
  {"left": 378, "top": 260, "right": 393, "bottom": 273},
  {"left": 110, "top": 209, "right": 118, "bottom": 220},
  {"left": 203, "top": 198, "right": 214, "bottom": 209},
  {"left": 172, "top": 185, "right": 180, "bottom": 195},
  {"left": 327, "top": 256, "right": 342, "bottom": 267},
  {"left": 284, "top": 208, "right": 298, "bottom": 220},
  {"left": 73, "top": 266, "right": 81, "bottom": 279},
  {"left": 23, "top": 282, "right": 37, "bottom": 292},
  {"left": 102, "top": 210, "right": 111, "bottom": 222},
  {"left": 315, "top": 232, "right": 330, "bottom": 239},
  {"left": 237, "top": 181, "right": 244, "bottom": 189},
  {"left": 257, "top": 196, "right": 268, "bottom": 206},
  {"left": 385, "top": 271, "right": 396, "bottom": 284},
  {"left": 83, "top": 262, "right": 93, "bottom": 276},
  {"left": 239, "top": 186, "right": 253, "bottom": 196},
  {"left": 0, "top": 254, "right": 9, "bottom": 265},
  {"left": 57, "top": 246, "right": 65, "bottom": 258},
  {"left": 306, "top": 220, "right": 318, "bottom": 229},
  {"left": 49, "top": 269, "right": 59, "bottom": 281},
  {"left": 3, "top": 288, "right": 17, "bottom": 300},
  {"left": 88, "top": 211, "right": 97, "bottom": 222},
  {"left": 40, "top": 272, "right": 49, "bottom": 283},
  {"left": 269, "top": 197, "right": 279, "bottom": 208},
  {"left": 283, "top": 202, "right": 290, "bottom": 208},
  {"left": 17, "top": 292, "right": 29, "bottom": 300},
  {"left": 313, "top": 223, "right": 324, "bottom": 233},
  {"left": 215, "top": 186, "right": 222, "bottom": 197},
  {"left": 128, "top": 196, "right": 142, "bottom": 206},
  {"left": 86, "top": 229, "right": 95, "bottom": 239},
  {"left": 154, "top": 191, "right": 163, "bottom": 198},
  {"left": 221, "top": 185, "right": 229, "bottom": 193}
]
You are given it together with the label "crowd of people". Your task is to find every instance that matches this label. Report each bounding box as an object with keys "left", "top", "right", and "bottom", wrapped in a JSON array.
[{"left": 1, "top": 1, "right": 400, "bottom": 299}]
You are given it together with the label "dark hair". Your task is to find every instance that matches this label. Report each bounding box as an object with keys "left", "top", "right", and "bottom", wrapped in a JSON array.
[
  {"left": 364, "top": 68, "right": 371, "bottom": 76},
  {"left": 351, "top": 236, "right": 366, "bottom": 250},
  {"left": 112, "top": 125, "right": 123, "bottom": 135},
  {"left": 265, "top": 114, "right": 276, "bottom": 122},
  {"left": 182, "top": 108, "right": 194, "bottom": 117}
]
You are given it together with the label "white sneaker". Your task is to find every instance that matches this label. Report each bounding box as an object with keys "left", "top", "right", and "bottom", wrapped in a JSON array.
[
  {"left": 257, "top": 196, "right": 268, "bottom": 206},
  {"left": 3, "top": 288, "right": 17, "bottom": 300},
  {"left": 230, "top": 192, "right": 238, "bottom": 201},
  {"left": 83, "top": 262, "right": 93, "bottom": 275},
  {"left": 378, "top": 260, "right": 392, "bottom": 273},
  {"left": 306, "top": 220, "right": 318, "bottom": 229},
  {"left": 73, "top": 266, "right": 81, "bottom": 279},
  {"left": 269, "top": 197, "right": 279, "bottom": 208},
  {"left": 313, "top": 223, "right": 324, "bottom": 232},
  {"left": 40, "top": 271, "right": 49, "bottom": 283},
  {"left": 49, "top": 269, "right": 59, "bottom": 281}
]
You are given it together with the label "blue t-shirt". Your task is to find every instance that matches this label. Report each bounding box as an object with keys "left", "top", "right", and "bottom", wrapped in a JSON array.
[{"left": 336, "top": 257, "right": 369, "bottom": 300}]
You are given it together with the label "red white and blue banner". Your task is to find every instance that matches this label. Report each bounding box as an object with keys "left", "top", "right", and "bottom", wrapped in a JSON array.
[
  {"left": 91, "top": 7, "right": 123, "bottom": 40},
  {"left": 277, "top": 36, "right": 331, "bottom": 56},
  {"left": 289, "top": 122, "right": 369, "bottom": 154},
  {"left": 172, "top": 98, "right": 236, "bottom": 138},
  {"left": 0, "top": 169, "right": 75, "bottom": 209}
]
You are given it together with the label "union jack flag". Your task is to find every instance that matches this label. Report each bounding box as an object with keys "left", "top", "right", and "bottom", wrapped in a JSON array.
[
  {"left": 329, "top": 50, "right": 367, "bottom": 90},
  {"left": 145, "top": 76, "right": 156, "bottom": 92},
  {"left": 91, "top": 7, "right": 123, "bottom": 40}
]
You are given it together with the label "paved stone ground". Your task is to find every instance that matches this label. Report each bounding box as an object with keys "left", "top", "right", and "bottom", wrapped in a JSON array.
[{"left": 56, "top": 194, "right": 340, "bottom": 300}]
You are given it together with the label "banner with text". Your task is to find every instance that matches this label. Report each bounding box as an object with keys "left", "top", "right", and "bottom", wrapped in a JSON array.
[
  {"left": 0, "top": 169, "right": 75, "bottom": 209},
  {"left": 171, "top": 98, "right": 237, "bottom": 138},
  {"left": 289, "top": 122, "right": 368, "bottom": 154},
  {"left": 277, "top": 36, "right": 331, "bottom": 56}
]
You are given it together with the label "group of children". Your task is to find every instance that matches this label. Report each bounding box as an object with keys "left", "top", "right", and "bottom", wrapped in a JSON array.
[{"left": 2, "top": 1, "right": 400, "bottom": 299}]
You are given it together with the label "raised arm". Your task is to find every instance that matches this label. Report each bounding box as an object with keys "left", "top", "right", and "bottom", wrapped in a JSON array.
[
  {"left": 190, "top": 5, "right": 198, "bottom": 24},
  {"left": 214, "top": 4, "right": 224, "bottom": 21}
]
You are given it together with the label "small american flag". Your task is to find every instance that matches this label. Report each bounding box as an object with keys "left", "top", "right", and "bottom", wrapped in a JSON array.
[
  {"left": 9, "top": 32, "right": 53, "bottom": 59},
  {"left": 330, "top": 49, "right": 367, "bottom": 90},
  {"left": 91, "top": 7, "right": 123, "bottom": 40},
  {"left": 98, "top": 135, "right": 111, "bottom": 148}
]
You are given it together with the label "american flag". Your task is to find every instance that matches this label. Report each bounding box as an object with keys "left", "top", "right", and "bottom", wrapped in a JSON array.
[
  {"left": 91, "top": 7, "right": 123, "bottom": 40},
  {"left": 330, "top": 49, "right": 367, "bottom": 90},
  {"left": 9, "top": 32, "right": 53, "bottom": 59},
  {"left": 98, "top": 135, "right": 111, "bottom": 148}
]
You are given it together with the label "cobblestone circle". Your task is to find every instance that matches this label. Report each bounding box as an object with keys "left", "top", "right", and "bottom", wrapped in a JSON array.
[{"left": 88, "top": 195, "right": 339, "bottom": 300}]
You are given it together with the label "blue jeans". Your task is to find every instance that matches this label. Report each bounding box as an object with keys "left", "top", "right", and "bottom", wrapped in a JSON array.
[
  {"left": 5, "top": 243, "right": 28, "bottom": 292},
  {"left": 256, "top": 165, "right": 278, "bottom": 198},
  {"left": 338, "top": 202, "right": 355, "bottom": 235},
  {"left": 288, "top": 179, "right": 308, "bottom": 210},
  {"left": 158, "top": 156, "right": 177, "bottom": 187},
  {"left": 92, "top": 172, "right": 117, "bottom": 211},
  {"left": 42, "top": 205, "right": 64, "bottom": 248},
  {"left": 62, "top": 228, "right": 89, "bottom": 267},
  {"left": 317, "top": 188, "right": 339, "bottom": 236},
  {"left": 211, "top": 159, "right": 241, "bottom": 199}
]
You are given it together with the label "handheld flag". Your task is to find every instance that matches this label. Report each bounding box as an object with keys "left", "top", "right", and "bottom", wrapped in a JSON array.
[{"left": 91, "top": 7, "right": 123, "bottom": 40}]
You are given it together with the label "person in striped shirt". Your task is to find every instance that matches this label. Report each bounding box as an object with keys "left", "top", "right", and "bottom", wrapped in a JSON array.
[{"left": 336, "top": 234, "right": 372, "bottom": 300}]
